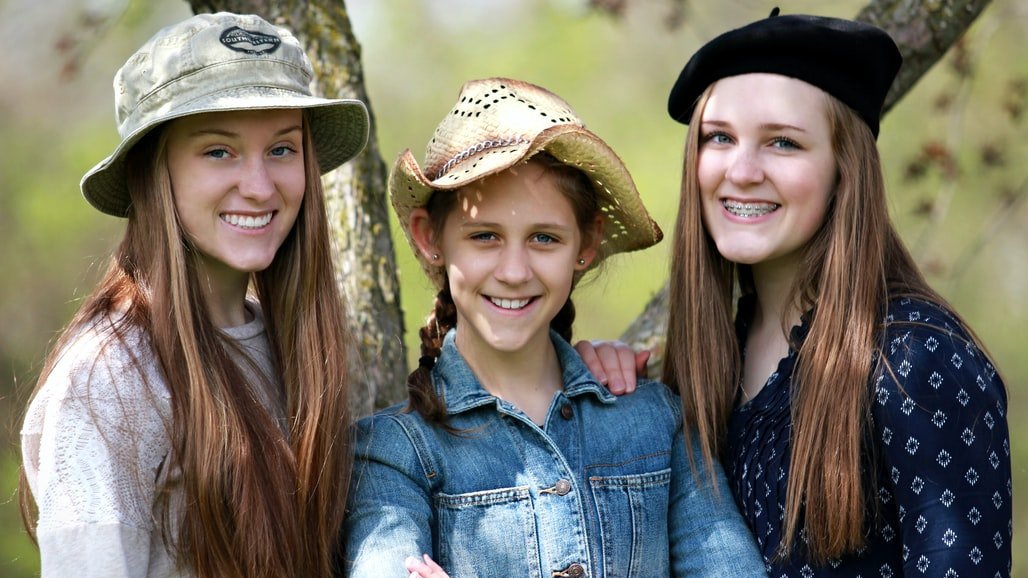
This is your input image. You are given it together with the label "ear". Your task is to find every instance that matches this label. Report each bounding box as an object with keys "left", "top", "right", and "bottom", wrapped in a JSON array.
[
  {"left": 575, "top": 215, "right": 604, "bottom": 270},
  {"left": 409, "top": 208, "right": 442, "bottom": 264}
]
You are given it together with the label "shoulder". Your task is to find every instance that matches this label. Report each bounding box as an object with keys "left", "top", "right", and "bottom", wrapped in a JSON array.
[
  {"left": 878, "top": 297, "right": 996, "bottom": 380},
  {"left": 43, "top": 316, "right": 167, "bottom": 402},
  {"left": 882, "top": 297, "right": 968, "bottom": 340},
  {"left": 873, "top": 297, "right": 1004, "bottom": 418},
  {"left": 634, "top": 378, "right": 682, "bottom": 403},
  {"left": 353, "top": 403, "right": 439, "bottom": 456},
  {"left": 608, "top": 378, "right": 683, "bottom": 426},
  {"left": 23, "top": 316, "right": 171, "bottom": 448},
  {"left": 352, "top": 402, "right": 444, "bottom": 484},
  {"left": 21, "top": 317, "right": 173, "bottom": 529},
  {"left": 354, "top": 402, "right": 415, "bottom": 435}
]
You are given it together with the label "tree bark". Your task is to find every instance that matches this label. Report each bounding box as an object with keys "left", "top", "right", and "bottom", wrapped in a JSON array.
[
  {"left": 618, "top": 0, "right": 992, "bottom": 379},
  {"left": 185, "top": 0, "right": 407, "bottom": 415}
]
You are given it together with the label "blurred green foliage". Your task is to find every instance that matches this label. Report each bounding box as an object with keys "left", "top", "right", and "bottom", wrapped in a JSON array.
[{"left": 1, "top": 0, "right": 1025, "bottom": 576}]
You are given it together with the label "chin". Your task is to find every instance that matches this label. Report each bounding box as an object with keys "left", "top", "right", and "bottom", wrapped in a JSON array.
[{"left": 712, "top": 240, "right": 771, "bottom": 265}]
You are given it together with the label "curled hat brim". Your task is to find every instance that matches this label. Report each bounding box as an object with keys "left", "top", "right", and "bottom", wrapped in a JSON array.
[
  {"left": 390, "top": 123, "right": 663, "bottom": 288},
  {"left": 80, "top": 86, "right": 369, "bottom": 217}
]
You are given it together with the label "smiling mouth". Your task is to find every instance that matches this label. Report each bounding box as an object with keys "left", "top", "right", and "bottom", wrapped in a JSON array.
[
  {"left": 722, "top": 200, "right": 780, "bottom": 218},
  {"left": 488, "top": 296, "right": 533, "bottom": 310},
  {"left": 221, "top": 212, "right": 274, "bottom": 229}
]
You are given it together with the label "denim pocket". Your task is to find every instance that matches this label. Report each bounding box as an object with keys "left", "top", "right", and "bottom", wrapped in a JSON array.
[
  {"left": 434, "top": 485, "right": 543, "bottom": 577},
  {"left": 589, "top": 468, "right": 672, "bottom": 578}
]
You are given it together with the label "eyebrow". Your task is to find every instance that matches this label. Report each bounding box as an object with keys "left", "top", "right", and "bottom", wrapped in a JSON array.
[
  {"left": 188, "top": 125, "right": 303, "bottom": 139},
  {"left": 459, "top": 220, "right": 575, "bottom": 232},
  {"left": 701, "top": 119, "right": 807, "bottom": 133}
]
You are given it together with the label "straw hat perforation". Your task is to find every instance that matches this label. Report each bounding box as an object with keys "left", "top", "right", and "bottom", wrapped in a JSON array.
[{"left": 389, "top": 77, "right": 662, "bottom": 288}]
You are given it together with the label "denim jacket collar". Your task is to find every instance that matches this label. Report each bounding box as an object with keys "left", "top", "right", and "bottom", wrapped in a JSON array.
[{"left": 431, "top": 329, "right": 615, "bottom": 415}]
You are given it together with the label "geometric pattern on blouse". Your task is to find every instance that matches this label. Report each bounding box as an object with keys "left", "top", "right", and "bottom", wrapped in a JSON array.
[{"left": 726, "top": 297, "right": 1011, "bottom": 577}]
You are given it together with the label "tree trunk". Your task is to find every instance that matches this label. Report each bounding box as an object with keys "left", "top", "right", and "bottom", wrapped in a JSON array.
[
  {"left": 618, "top": 0, "right": 992, "bottom": 379},
  {"left": 186, "top": 0, "right": 407, "bottom": 415}
]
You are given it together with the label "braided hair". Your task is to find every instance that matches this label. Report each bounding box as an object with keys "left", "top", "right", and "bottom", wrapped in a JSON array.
[{"left": 405, "top": 153, "right": 598, "bottom": 426}]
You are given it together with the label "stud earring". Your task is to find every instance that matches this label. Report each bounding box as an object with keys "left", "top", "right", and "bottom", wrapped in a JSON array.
[
  {"left": 432, "top": 254, "right": 440, "bottom": 262},
  {"left": 577, "top": 258, "right": 586, "bottom": 265}
]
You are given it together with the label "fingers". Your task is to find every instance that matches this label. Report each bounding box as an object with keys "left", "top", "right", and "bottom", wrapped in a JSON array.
[
  {"left": 610, "top": 343, "right": 640, "bottom": 394},
  {"left": 592, "top": 341, "right": 627, "bottom": 394},
  {"left": 574, "top": 340, "right": 608, "bottom": 385},
  {"left": 575, "top": 340, "right": 647, "bottom": 395},
  {"left": 421, "top": 554, "right": 445, "bottom": 573},
  {"left": 635, "top": 350, "right": 650, "bottom": 378},
  {"left": 405, "top": 554, "right": 449, "bottom": 578}
]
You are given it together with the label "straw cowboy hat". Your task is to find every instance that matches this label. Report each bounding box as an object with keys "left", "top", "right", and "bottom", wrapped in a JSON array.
[{"left": 390, "top": 77, "right": 663, "bottom": 287}]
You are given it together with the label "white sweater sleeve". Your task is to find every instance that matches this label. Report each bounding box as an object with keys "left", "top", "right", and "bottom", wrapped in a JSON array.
[{"left": 22, "top": 323, "right": 176, "bottom": 578}]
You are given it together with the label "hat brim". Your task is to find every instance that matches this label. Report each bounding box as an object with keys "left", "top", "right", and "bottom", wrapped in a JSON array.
[
  {"left": 81, "top": 85, "right": 369, "bottom": 217},
  {"left": 390, "top": 124, "right": 663, "bottom": 288}
]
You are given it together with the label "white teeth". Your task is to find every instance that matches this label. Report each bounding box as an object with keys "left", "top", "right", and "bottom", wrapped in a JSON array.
[
  {"left": 722, "top": 199, "right": 779, "bottom": 218},
  {"left": 490, "top": 297, "right": 531, "bottom": 310},
  {"left": 222, "top": 213, "right": 273, "bottom": 229}
]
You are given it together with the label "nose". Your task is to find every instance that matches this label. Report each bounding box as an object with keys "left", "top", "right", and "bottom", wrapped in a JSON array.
[
  {"left": 494, "top": 244, "right": 532, "bottom": 285},
  {"left": 239, "top": 157, "right": 277, "bottom": 201},
  {"left": 725, "top": 147, "right": 765, "bottom": 186}
]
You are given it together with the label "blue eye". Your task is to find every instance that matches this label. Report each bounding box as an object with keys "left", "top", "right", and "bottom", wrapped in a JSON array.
[
  {"left": 205, "top": 148, "right": 230, "bottom": 159},
  {"left": 470, "top": 232, "right": 498, "bottom": 242},
  {"left": 532, "top": 233, "right": 557, "bottom": 244},
  {"left": 702, "top": 132, "right": 733, "bottom": 145},
  {"left": 270, "top": 145, "right": 296, "bottom": 157},
  {"left": 771, "top": 137, "right": 800, "bottom": 150}
]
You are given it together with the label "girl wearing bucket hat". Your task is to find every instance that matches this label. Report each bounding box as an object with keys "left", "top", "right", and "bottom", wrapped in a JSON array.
[
  {"left": 343, "top": 77, "right": 767, "bottom": 578},
  {"left": 577, "top": 8, "right": 1011, "bottom": 577},
  {"left": 19, "top": 12, "right": 369, "bottom": 578}
]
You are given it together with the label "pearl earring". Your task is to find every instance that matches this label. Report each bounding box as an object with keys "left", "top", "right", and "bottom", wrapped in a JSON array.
[{"left": 577, "top": 258, "right": 586, "bottom": 265}]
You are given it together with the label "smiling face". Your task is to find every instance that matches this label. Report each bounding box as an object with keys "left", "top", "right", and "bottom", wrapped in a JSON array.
[
  {"left": 697, "top": 73, "right": 837, "bottom": 275},
  {"left": 165, "top": 108, "right": 306, "bottom": 294},
  {"left": 412, "top": 160, "right": 599, "bottom": 360}
]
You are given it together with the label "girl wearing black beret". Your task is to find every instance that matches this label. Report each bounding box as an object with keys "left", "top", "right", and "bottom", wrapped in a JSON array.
[{"left": 577, "top": 9, "right": 1011, "bottom": 577}]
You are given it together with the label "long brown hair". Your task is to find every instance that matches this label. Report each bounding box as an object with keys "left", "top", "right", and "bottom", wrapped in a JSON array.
[
  {"left": 663, "top": 86, "right": 963, "bottom": 562},
  {"left": 405, "top": 153, "right": 598, "bottom": 425},
  {"left": 21, "top": 112, "right": 352, "bottom": 578}
]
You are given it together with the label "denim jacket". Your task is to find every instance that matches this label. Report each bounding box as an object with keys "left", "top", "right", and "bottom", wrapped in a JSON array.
[{"left": 344, "top": 330, "right": 765, "bottom": 578}]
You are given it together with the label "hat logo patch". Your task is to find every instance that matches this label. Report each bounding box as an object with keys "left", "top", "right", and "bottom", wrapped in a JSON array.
[{"left": 220, "top": 26, "right": 281, "bottom": 55}]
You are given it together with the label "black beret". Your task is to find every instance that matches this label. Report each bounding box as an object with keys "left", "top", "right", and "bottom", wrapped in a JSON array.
[{"left": 667, "top": 8, "right": 902, "bottom": 137}]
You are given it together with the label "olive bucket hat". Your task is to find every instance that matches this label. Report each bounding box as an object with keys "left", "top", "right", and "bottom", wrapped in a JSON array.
[
  {"left": 390, "top": 77, "right": 663, "bottom": 288},
  {"left": 81, "top": 12, "right": 370, "bottom": 217}
]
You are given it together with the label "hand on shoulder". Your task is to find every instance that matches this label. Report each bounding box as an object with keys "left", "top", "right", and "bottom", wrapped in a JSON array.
[{"left": 573, "top": 339, "right": 650, "bottom": 395}]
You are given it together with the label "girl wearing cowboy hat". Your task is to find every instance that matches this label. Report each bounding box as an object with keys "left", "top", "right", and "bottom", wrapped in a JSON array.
[
  {"left": 343, "top": 77, "right": 767, "bottom": 578},
  {"left": 19, "top": 13, "right": 369, "bottom": 578},
  {"left": 576, "top": 9, "right": 1011, "bottom": 577}
]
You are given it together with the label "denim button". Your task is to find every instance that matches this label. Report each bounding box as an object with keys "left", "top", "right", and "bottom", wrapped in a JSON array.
[
  {"left": 560, "top": 403, "right": 573, "bottom": 420},
  {"left": 554, "top": 479, "right": 572, "bottom": 495},
  {"left": 553, "top": 563, "right": 585, "bottom": 577},
  {"left": 564, "top": 563, "right": 585, "bottom": 577}
]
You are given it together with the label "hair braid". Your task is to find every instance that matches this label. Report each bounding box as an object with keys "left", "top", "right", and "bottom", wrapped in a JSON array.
[{"left": 405, "top": 285, "right": 458, "bottom": 425}]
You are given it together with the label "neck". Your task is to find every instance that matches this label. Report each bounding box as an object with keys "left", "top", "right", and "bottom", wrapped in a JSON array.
[
  {"left": 455, "top": 327, "right": 563, "bottom": 417},
  {"left": 750, "top": 253, "right": 803, "bottom": 333},
  {"left": 197, "top": 261, "right": 252, "bottom": 328}
]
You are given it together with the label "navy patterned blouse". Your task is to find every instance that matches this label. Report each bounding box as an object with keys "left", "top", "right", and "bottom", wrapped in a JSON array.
[{"left": 726, "top": 296, "right": 1011, "bottom": 577}]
